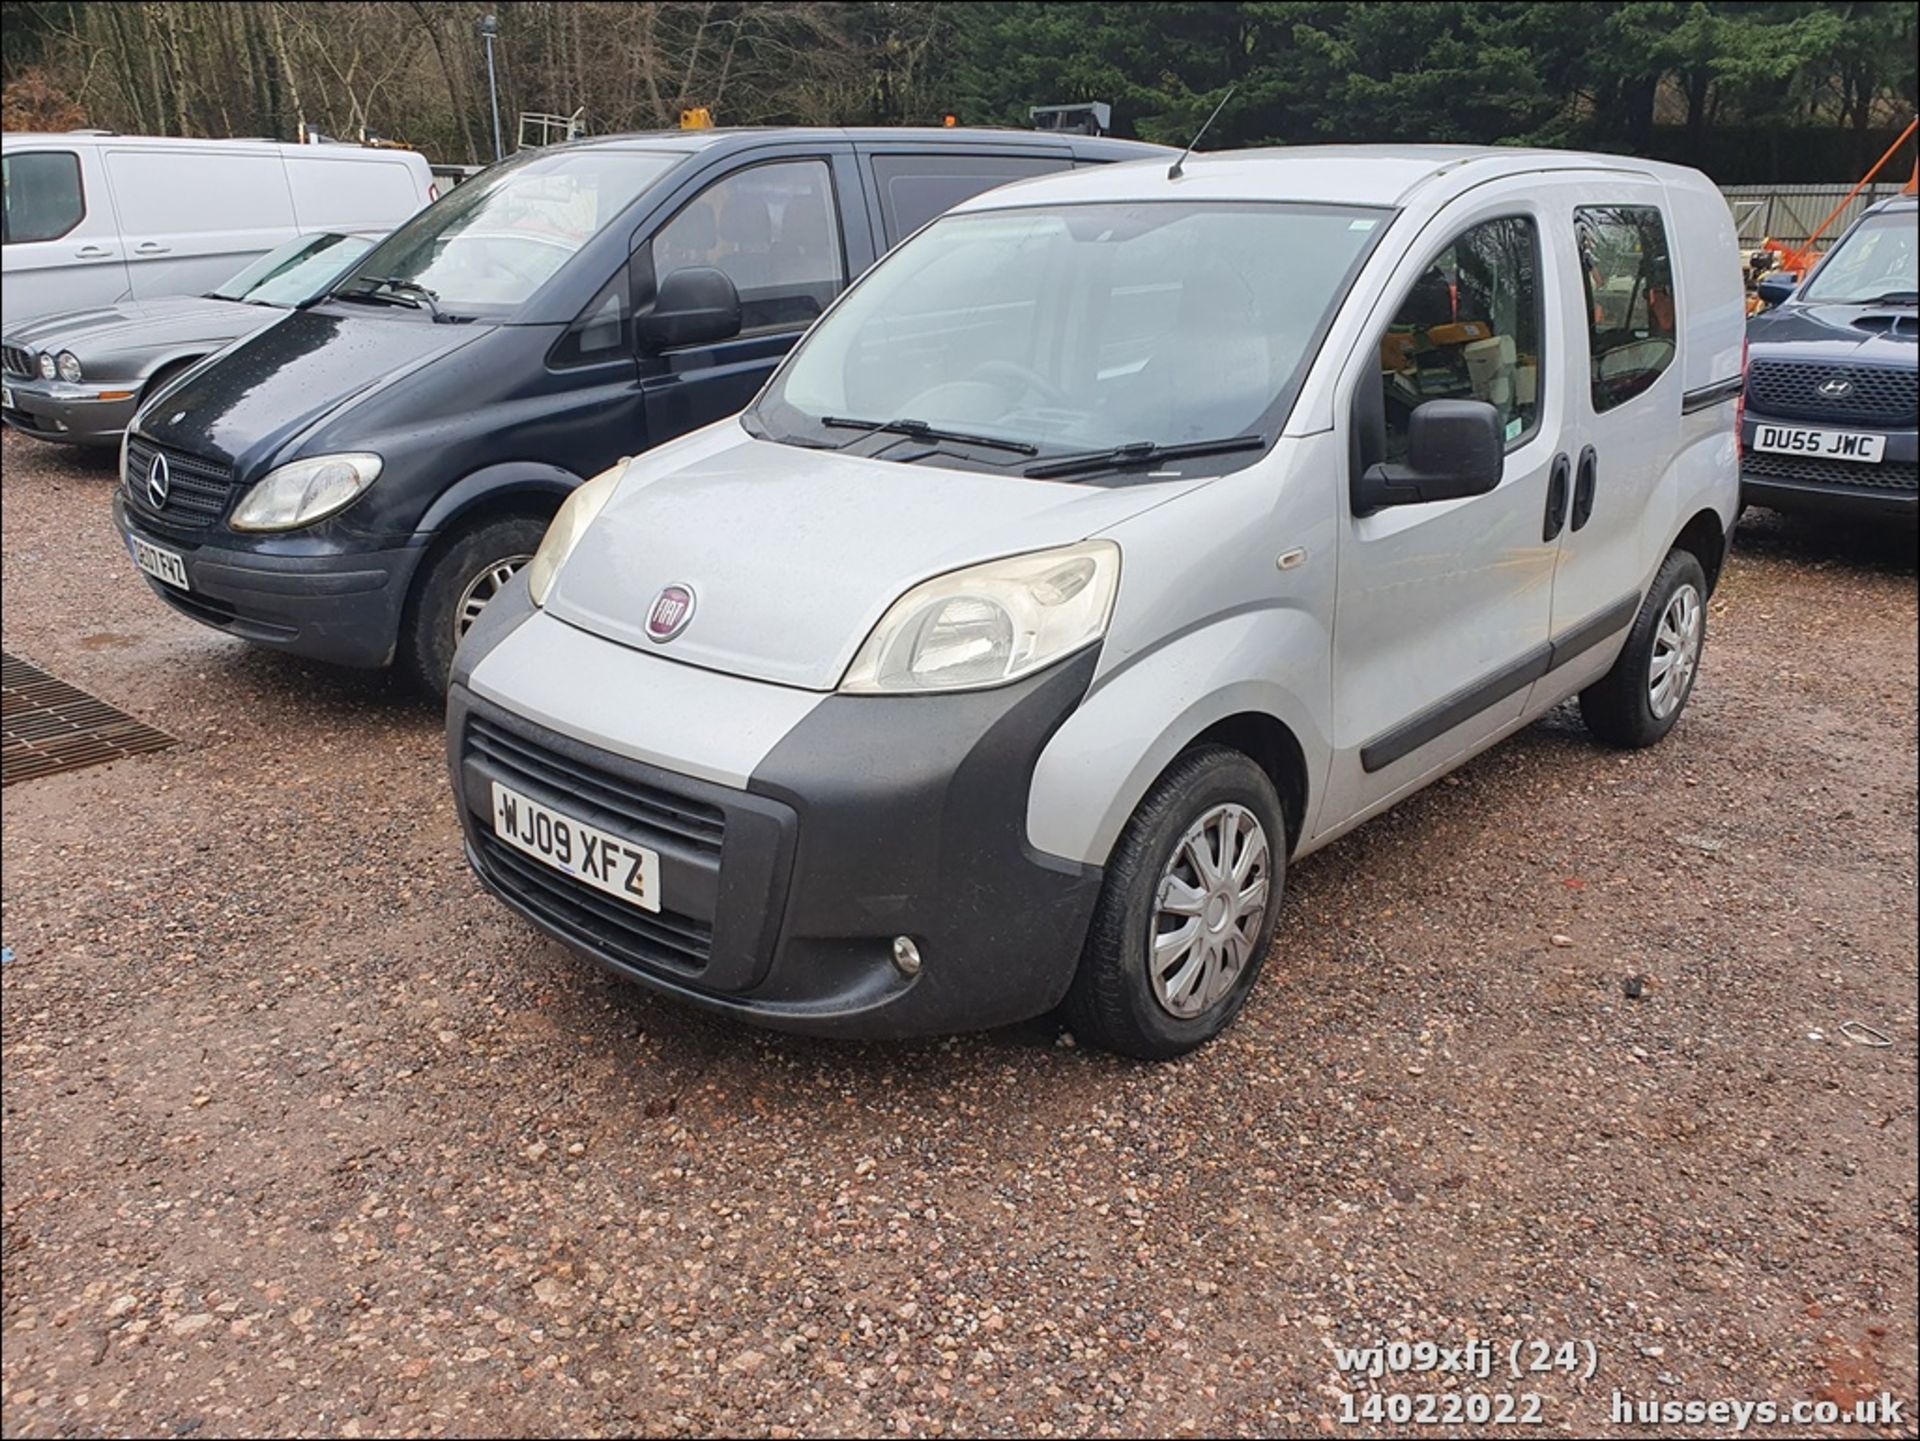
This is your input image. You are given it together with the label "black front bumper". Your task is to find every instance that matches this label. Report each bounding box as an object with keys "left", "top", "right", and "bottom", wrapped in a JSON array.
[
  {"left": 447, "top": 644, "right": 1105, "bottom": 1040},
  {"left": 114, "top": 493, "right": 426, "bottom": 668}
]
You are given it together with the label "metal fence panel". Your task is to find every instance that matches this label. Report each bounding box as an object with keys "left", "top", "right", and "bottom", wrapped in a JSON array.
[{"left": 1720, "top": 183, "right": 1907, "bottom": 247}]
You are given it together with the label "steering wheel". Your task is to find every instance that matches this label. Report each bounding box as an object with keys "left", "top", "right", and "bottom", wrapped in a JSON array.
[{"left": 966, "top": 359, "right": 1074, "bottom": 409}]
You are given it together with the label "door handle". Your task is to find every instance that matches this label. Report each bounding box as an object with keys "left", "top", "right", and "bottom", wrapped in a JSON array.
[
  {"left": 1571, "top": 446, "right": 1598, "bottom": 531},
  {"left": 74, "top": 244, "right": 112, "bottom": 259},
  {"left": 134, "top": 242, "right": 171, "bottom": 255},
  {"left": 1543, "top": 453, "right": 1571, "bottom": 542}
]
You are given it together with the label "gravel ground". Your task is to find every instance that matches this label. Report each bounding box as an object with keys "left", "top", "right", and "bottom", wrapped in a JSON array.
[{"left": 2, "top": 428, "right": 1915, "bottom": 1439}]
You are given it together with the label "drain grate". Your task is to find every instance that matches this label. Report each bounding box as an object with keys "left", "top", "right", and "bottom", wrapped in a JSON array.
[{"left": 2, "top": 652, "right": 177, "bottom": 786}]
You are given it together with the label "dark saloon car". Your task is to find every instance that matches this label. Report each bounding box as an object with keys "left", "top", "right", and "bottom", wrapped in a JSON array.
[
  {"left": 1742, "top": 195, "right": 1917, "bottom": 524},
  {"left": 112, "top": 126, "right": 1166, "bottom": 694},
  {"left": 2, "top": 232, "right": 374, "bottom": 447}
]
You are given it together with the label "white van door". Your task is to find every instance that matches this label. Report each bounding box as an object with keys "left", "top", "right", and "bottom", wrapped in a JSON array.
[
  {"left": 1536, "top": 183, "right": 1686, "bottom": 683},
  {"left": 103, "top": 145, "right": 298, "bottom": 301},
  {"left": 284, "top": 151, "right": 430, "bottom": 233},
  {"left": 1, "top": 145, "right": 131, "bottom": 325},
  {"left": 1322, "top": 190, "right": 1575, "bottom": 830}
]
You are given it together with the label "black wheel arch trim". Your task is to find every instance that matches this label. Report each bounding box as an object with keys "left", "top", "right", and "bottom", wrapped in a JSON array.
[
  {"left": 414, "top": 462, "right": 580, "bottom": 537},
  {"left": 1359, "top": 589, "right": 1641, "bottom": 774}
]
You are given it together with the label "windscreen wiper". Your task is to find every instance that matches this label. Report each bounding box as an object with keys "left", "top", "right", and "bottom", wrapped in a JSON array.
[
  {"left": 1853, "top": 290, "right": 1918, "bottom": 306},
  {"left": 340, "top": 275, "right": 450, "bottom": 321},
  {"left": 821, "top": 415, "right": 1038, "bottom": 457},
  {"left": 1025, "top": 433, "right": 1266, "bottom": 480}
]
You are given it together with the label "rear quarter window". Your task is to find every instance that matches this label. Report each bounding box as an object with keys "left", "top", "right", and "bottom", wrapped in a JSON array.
[
  {"left": 2, "top": 151, "right": 86, "bottom": 244},
  {"left": 870, "top": 154, "right": 1068, "bottom": 244},
  {"left": 1576, "top": 205, "right": 1676, "bottom": 413}
]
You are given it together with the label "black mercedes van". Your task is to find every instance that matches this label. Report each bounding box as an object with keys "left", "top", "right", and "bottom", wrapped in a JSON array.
[{"left": 112, "top": 127, "right": 1164, "bottom": 691}]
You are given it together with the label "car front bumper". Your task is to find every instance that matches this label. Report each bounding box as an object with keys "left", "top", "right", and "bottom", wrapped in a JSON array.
[
  {"left": 1740, "top": 410, "right": 1917, "bottom": 521},
  {"left": 447, "top": 584, "right": 1105, "bottom": 1040},
  {"left": 113, "top": 492, "right": 426, "bottom": 668},
  {"left": 2, "top": 375, "right": 141, "bottom": 446}
]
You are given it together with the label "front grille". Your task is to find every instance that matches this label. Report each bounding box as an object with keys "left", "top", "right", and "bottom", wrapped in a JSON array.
[
  {"left": 2, "top": 344, "right": 35, "bottom": 379},
  {"left": 466, "top": 714, "right": 728, "bottom": 974},
  {"left": 1746, "top": 360, "right": 1916, "bottom": 427},
  {"left": 1744, "top": 450, "right": 1919, "bottom": 493},
  {"left": 122, "top": 436, "right": 236, "bottom": 536}
]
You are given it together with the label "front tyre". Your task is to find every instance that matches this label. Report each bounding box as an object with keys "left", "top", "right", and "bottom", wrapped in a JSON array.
[
  {"left": 1063, "top": 745, "right": 1287, "bottom": 1060},
  {"left": 1578, "top": 548, "right": 1709, "bottom": 749},
  {"left": 398, "top": 515, "right": 548, "bottom": 698}
]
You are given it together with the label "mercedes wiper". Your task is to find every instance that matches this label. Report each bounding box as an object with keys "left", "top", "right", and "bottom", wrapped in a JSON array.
[
  {"left": 821, "top": 415, "right": 1039, "bottom": 457},
  {"left": 1025, "top": 433, "right": 1266, "bottom": 480},
  {"left": 343, "top": 275, "right": 451, "bottom": 321}
]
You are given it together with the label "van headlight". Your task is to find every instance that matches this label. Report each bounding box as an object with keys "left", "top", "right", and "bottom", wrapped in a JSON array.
[
  {"left": 840, "top": 541, "right": 1120, "bottom": 694},
  {"left": 229, "top": 452, "right": 383, "bottom": 532},
  {"left": 526, "top": 463, "right": 625, "bottom": 606}
]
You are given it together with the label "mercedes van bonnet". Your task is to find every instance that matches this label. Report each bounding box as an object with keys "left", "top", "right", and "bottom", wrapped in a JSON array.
[{"left": 447, "top": 147, "right": 1745, "bottom": 1059}]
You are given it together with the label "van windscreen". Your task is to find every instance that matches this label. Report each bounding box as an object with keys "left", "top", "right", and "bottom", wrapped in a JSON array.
[
  {"left": 334, "top": 149, "right": 679, "bottom": 317},
  {"left": 752, "top": 201, "right": 1390, "bottom": 473}
]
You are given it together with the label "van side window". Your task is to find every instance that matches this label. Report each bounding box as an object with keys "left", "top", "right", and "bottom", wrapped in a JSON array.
[
  {"left": 1, "top": 151, "right": 85, "bottom": 244},
  {"left": 1378, "top": 216, "right": 1541, "bottom": 461},
  {"left": 1575, "top": 206, "right": 1676, "bottom": 412},
  {"left": 652, "top": 159, "right": 844, "bottom": 335},
  {"left": 871, "top": 154, "right": 1067, "bottom": 243}
]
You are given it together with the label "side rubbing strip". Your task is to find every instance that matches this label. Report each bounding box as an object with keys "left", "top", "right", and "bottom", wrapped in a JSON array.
[
  {"left": 1360, "top": 645, "right": 1552, "bottom": 774},
  {"left": 1548, "top": 591, "right": 1639, "bottom": 669},
  {"left": 1682, "top": 376, "right": 1744, "bottom": 414},
  {"left": 1358, "top": 590, "right": 1642, "bottom": 775}
]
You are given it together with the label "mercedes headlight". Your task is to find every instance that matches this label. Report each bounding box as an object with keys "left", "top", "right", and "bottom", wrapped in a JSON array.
[
  {"left": 526, "top": 462, "right": 625, "bottom": 607},
  {"left": 840, "top": 541, "right": 1120, "bottom": 694},
  {"left": 229, "top": 452, "right": 383, "bottom": 532},
  {"left": 56, "top": 351, "right": 83, "bottom": 383}
]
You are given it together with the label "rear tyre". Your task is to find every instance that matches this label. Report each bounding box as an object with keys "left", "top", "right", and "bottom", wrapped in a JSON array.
[
  {"left": 398, "top": 515, "right": 547, "bottom": 698},
  {"left": 1062, "top": 745, "right": 1287, "bottom": 1060},
  {"left": 1578, "top": 548, "right": 1709, "bottom": 749}
]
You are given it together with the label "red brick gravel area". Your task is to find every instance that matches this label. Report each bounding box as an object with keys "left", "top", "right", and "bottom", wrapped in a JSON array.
[{"left": 2, "top": 429, "right": 1915, "bottom": 1437}]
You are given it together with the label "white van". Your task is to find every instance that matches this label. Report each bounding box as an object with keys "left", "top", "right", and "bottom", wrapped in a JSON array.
[
  {"left": 445, "top": 146, "right": 1744, "bottom": 1059},
  {"left": 1, "top": 132, "right": 434, "bottom": 325}
]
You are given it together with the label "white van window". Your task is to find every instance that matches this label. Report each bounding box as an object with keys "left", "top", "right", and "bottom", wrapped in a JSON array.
[
  {"left": 1379, "top": 216, "right": 1542, "bottom": 459},
  {"left": 209, "top": 231, "right": 373, "bottom": 306},
  {"left": 1576, "top": 205, "right": 1676, "bottom": 413},
  {"left": 339, "top": 149, "right": 679, "bottom": 318},
  {"left": 652, "top": 159, "right": 845, "bottom": 334},
  {"left": 106, "top": 149, "right": 295, "bottom": 235},
  {"left": 2, "top": 151, "right": 85, "bottom": 244},
  {"left": 759, "top": 202, "right": 1385, "bottom": 460},
  {"left": 284, "top": 155, "right": 421, "bottom": 230}
]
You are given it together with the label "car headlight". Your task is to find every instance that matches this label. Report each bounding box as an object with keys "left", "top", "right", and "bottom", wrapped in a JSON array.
[
  {"left": 56, "top": 351, "right": 82, "bottom": 383},
  {"left": 526, "top": 462, "right": 625, "bottom": 606},
  {"left": 229, "top": 452, "right": 383, "bottom": 532},
  {"left": 37, "top": 352, "right": 56, "bottom": 379},
  {"left": 840, "top": 541, "right": 1120, "bottom": 694}
]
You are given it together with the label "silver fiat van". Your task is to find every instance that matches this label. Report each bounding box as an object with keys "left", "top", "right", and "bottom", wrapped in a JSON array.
[{"left": 446, "top": 146, "right": 1744, "bottom": 1058}]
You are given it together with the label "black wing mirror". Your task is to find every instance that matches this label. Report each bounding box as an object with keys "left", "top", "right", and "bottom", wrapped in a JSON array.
[
  {"left": 636, "top": 266, "right": 742, "bottom": 353},
  {"left": 1753, "top": 273, "right": 1797, "bottom": 309},
  {"left": 1353, "top": 399, "right": 1505, "bottom": 514}
]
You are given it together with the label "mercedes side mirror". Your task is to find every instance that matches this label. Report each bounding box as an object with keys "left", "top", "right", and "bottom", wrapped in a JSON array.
[
  {"left": 636, "top": 266, "right": 742, "bottom": 353},
  {"left": 1353, "top": 399, "right": 1505, "bottom": 513}
]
